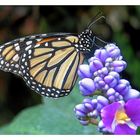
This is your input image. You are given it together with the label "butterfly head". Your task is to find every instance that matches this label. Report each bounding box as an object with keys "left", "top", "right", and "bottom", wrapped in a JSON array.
[
  {"left": 78, "top": 29, "right": 95, "bottom": 53},
  {"left": 78, "top": 14, "right": 105, "bottom": 54}
]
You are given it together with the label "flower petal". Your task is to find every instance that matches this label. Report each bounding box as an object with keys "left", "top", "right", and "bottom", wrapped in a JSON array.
[
  {"left": 114, "top": 124, "right": 136, "bottom": 135},
  {"left": 101, "top": 102, "right": 121, "bottom": 131},
  {"left": 125, "top": 99, "right": 140, "bottom": 126}
]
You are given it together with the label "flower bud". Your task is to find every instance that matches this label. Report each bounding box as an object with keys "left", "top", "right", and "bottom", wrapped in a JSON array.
[
  {"left": 94, "top": 49, "right": 109, "bottom": 63},
  {"left": 124, "top": 89, "right": 140, "bottom": 101},
  {"left": 109, "top": 71, "right": 120, "bottom": 80},
  {"left": 79, "top": 78, "right": 96, "bottom": 96},
  {"left": 75, "top": 110, "right": 86, "bottom": 117},
  {"left": 84, "top": 102, "right": 95, "bottom": 112},
  {"left": 88, "top": 56, "right": 97, "bottom": 63},
  {"left": 104, "top": 75, "right": 118, "bottom": 88},
  {"left": 78, "top": 64, "right": 92, "bottom": 78},
  {"left": 101, "top": 67, "right": 108, "bottom": 76},
  {"left": 108, "top": 95, "right": 115, "bottom": 102},
  {"left": 106, "top": 88, "right": 116, "bottom": 96},
  {"left": 96, "top": 103, "right": 104, "bottom": 112},
  {"left": 111, "top": 60, "right": 127, "bottom": 72},
  {"left": 97, "top": 96, "right": 109, "bottom": 106},
  {"left": 89, "top": 58, "right": 103, "bottom": 72},
  {"left": 80, "top": 120, "right": 89, "bottom": 125},
  {"left": 119, "top": 79, "right": 130, "bottom": 86},
  {"left": 89, "top": 110, "right": 98, "bottom": 118},
  {"left": 91, "top": 99, "right": 98, "bottom": 109},
  {"left": 115, "top": 83, "right": 130, "bottom": 96},
  {"left": 83, "top": 98, "right": 92, "bottom": 104},
  {"left": 75, "top": 104, "right": 88, "bottom": 114},
  {"left": 105, "top": 44, "right": 121, "bottom": 58}
]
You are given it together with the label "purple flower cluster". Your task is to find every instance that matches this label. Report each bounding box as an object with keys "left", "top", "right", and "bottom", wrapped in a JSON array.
[
  {"left": 74, "top": 96, "right": 108, "bottom": 125},
  {"left": 74, "top": 43, "right": 140, "bottom": 135}
]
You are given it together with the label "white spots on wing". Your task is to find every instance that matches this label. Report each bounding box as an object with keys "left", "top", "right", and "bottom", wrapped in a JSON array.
[
  {"left": 14, "top": 43, "right": 19, "bottom": 47},
  {"left": 18, "top": 71, "right": 22, "bottom": 75},
  {"left": 51, "top": 93, "right": 54, "bottom": 96},
  {"left": 12, "top": 54, "right": 19, "bottom": 62},
  {"left": 41, "top": 91, "right": 45, "bottom": 95},
  {"left": 36, "top": 39, "right": 42, "bottom": 42},
  {"left": 55, "top": 94, "right": 58, "bottom": 98},
  {"left": 15, "top": 46, "right": 20, "bottom": 51},
  {"left": 28, "top": 50, "right": 32, "bottom": 54},
  {"left": 21, "top": 65, "right": 24, "bottom": 69},
  {"left": 22, "top": 58, "right": 25, "bottom": 62},
  {"left": 30, "top": 36, "right": 36, "bottom": 39},
  {"left": 5, "top": 42, "right": 11, "bottom": 45},
  {"left": 32, "top": 86, "right": 35, "bottom": 89},
  {"left": 24, "top": 76, "right": 27, "bottom": 80},
  {"left": 0, "top": 60, "right": 4, "bottom": 64},
  {"left": 15, "top": 64, "right": 19, "bottom": 68},
  {"left": 23, "top": 53, "right": 26, "bottom": 57},
  {"left": 41, "top": 34, "right": 47, "bottom": 37},
  {"left": 25, "top": 62, "right": 28, "bottom": 66},
  {"left": 20, "top": 37, "right": 25, "bottom": 42},
  {"left": 46, "top": 93, "right": 49, "bottom": 96},
  {"left": 26, "top": 41, "right": 32, "bottom": 45},
  {"left": 0, "top": 45, "right": 4, "bottom": 49},
  {"left": 23, "top": 70, "right": 26, "bottom": 73},
  {"left": 6, "top": 63, "right": 9, "bottom": 67},
  {"left": 25, "top": 45, "right": 32, "bottom": 51},
  {"left": 34, "top": 44, "right": 40, "bottom": 48},
  {"left": 42, "top": 87, "right": 45, "bottom": 90},
  {"left": 45, "top": 42, "right": 48, "bottom": 46},
  {"left": 74, "top": 44, "right": 78, "bottom": 48},
  {"left": 47, "top": 89, "right": 51, "bottom": 92},
  {"left": 52, "top": 88, "right": 55, "bottom": 91},
  {"left": 32, "top": 82, "right": 36, "bottom": 85},
  {"left": 56, "top": 90, "right": 60, "bottom": 94},
  {"left": 76, "top": 49, "right": 79, "bottom": 52}
]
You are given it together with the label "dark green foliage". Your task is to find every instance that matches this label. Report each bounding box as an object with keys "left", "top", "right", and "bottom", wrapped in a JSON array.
[{"left": 0, "top": 85, "right": 101, "bottom": 134}]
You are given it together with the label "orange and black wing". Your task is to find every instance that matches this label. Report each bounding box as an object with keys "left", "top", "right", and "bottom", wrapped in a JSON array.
[
  {"left": 0, "top": 33, "right": 54, "bottom": 75},
  {"left": 20, "top": 35, "right": 84, "bottom": 98}
]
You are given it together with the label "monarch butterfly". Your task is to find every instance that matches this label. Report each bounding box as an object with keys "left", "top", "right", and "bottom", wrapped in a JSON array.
[{"left": 0, "top": 15, "right": 106, "bottom": 98}]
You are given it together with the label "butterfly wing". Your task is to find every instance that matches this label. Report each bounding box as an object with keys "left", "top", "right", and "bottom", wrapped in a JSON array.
[
  {"left": 0, "top": 34, "right": 84, "bottom": 98},
  {"left": 0, "top": 33, "right": 72, "bottom": 75},
  {"left": 20, "top": 35, "right": 84, "bottom": 98}
]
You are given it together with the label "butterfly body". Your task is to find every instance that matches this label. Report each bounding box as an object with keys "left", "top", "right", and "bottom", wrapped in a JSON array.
[{"left": 0, "top": 29, "right": 95, "bottom": 98}]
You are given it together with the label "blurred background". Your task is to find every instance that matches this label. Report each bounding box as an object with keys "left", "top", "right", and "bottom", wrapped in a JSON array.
[{"left": 0, "top": 6, "right": 139, "bottom": 134}]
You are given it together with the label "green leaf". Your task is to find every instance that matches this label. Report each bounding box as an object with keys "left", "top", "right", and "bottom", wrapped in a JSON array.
[
  {"left": 136, "top": 127, "right": 140, "bottom": 135},
  {"left": 0, "top": 84, "right": 101, "bottom": 135}
]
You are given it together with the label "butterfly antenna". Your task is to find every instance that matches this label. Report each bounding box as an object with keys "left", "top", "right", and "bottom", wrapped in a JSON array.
[
  {"left": 88, "top": 14, "right": 105, "bottom": 29},
  {"left": 87, "top": 11, "right": 102, "bottom": 26}
]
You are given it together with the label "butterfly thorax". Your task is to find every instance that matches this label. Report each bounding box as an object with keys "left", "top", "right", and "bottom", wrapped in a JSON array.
[{"left": 78, "top": 29, "right": 94, "bottom": 53}]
